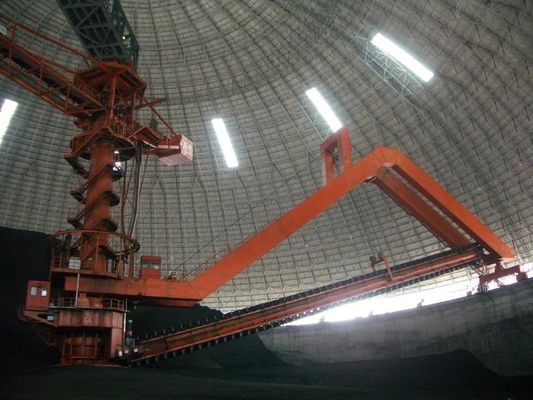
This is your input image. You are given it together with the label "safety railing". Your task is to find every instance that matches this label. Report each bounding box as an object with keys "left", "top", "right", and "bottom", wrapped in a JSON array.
[
  {"left": 50, "top": 296, "right": 126, "bottom": 311},
  {"left": 49, "top": 229, "right": 139, "bottom": 277},
  {"left": 181, "top": 245, "right": 231, "bottom": 281}
]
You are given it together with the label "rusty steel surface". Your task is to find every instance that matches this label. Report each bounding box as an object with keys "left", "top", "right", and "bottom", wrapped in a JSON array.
[
  {"left": 478, "top": 263, "right": 522, "bottom": 286},
  {"left": 320, "top": 127, "right": 352, "bottom": 184},
  {"left": 24, "top": 281, "right": 51, "bottom": 312},
  {"left": 64, "top": 275, "right": 202, "bottom": 303}
]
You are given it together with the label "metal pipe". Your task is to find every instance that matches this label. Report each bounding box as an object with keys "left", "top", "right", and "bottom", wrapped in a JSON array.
[{"left": 74, "top": 271, "right": 80, "bottom": 307}]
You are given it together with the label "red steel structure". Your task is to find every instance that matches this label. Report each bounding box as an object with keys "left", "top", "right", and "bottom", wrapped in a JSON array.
[
  {"left": 0, "top": 13, "right": 520, "bottom": 366},
  {"left": 0, "top": 13, "right": 192, "bottom": 364}
]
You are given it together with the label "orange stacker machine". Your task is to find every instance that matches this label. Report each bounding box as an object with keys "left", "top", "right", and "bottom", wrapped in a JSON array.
[{"left": 0, "top": 8, "right": 521, "bottom": 366}]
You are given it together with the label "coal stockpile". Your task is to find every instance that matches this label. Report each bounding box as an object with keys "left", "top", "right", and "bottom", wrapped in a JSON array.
[
  {"left": 2, "top": 349, "right": 533, "bottom": 399},
  {"left": 128, "top": 303, "right": 285, "bottom": 369},
  {"left": 0, "top": 226, "right": 59, "bottom": 372},
  {"left": 1, "top": 226, "right": 532, "bottom": 399}
]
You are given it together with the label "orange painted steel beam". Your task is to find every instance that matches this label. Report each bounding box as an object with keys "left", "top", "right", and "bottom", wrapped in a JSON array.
[
  {"left": 64, "top": 275, "right": 203, "bottom": 305},
  {"left": 134, "top": 249, "right": 480, "bottom": 361},
  {"left": 189, "top": 131, "right": 514, "bottom": 299},
  {"left": 373, "top": 168, "right": 471, "bottom": 248},
  {"left": 189, "top": 137, "right": 381, "bottom": 297},
  {"left": 64, "top": 129, "right": 514, "bottom": 304},
  {"left": 320, "top": 127, "right": 352, "bottom": 184},
  {"left": 377, "top": 149, "right": 516, "bottom": 260}
]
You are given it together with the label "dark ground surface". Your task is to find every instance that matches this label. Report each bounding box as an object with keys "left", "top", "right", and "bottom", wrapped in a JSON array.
[
  {"left": 2, "top": 351, "right": 533, "bottom": 400},
  {"left": 1, "top": 226, "right": 533, "bottom": 399}
]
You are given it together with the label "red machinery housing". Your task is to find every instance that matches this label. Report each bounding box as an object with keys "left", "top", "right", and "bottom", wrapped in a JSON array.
[{"left": 0, "top": 13, "right": 521, "bottom": 366}]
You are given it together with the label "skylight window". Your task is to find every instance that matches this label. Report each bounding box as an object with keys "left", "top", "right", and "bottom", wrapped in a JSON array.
[
  {"left": 371, "top": 33, "right": 434, "bottom": 82},
  {"left": 305, "top": 88, "right": 342, "bottom": 132},
  {"left": 0, "top": 99, "right": 18, "bottom": 145},
  {"left": 211, "top": 118, "right": 238, "bottom": 168}
]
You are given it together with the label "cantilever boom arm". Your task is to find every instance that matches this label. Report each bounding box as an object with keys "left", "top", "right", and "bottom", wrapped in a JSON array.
[
  {"left": 383, "top": 148, "right": 515, "bottom": 261},
  {"left": 63, "top": 129, "right": 515, "bottom": 305},
  {"left": 373, "top": 169, "right": 471, "bottom": 248},
  {"left": 190, "top": 135, "right": 515, "bottom": 298},
  {"left": 190, "top": 149, "right": 382, "bottom": 296}
]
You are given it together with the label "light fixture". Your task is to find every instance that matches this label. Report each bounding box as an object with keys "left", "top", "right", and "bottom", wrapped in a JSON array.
[
  {"left": 211, "top": 118, "right": 238, "bottom": 168},
  {"left": 0, "top": 99, "right": 18, "bottom": 145},
  {"left": 305, "top": 87, "right": 342, "bottom": 132},
  {"left": 371, "top": 32, "right": 434, "bottom": 82}
]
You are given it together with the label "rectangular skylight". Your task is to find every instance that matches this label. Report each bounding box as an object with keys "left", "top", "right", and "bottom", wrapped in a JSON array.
[
  {"left": 371, "top": 33, "right": 434, "bottom": 82},
  {"left": 305, "top": 87, "right": 342, "bottom": 132},
  {"left": 211, "top": 118, "right": 238, "bottom": 168},
  {"left": 0, "top": 99, "right": 18, "bottom": 145}
]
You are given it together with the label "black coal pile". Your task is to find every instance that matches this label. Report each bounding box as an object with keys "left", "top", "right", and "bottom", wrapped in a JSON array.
[
  {"left": 1, "top": 226, "right": 532, "bottom": 399},
  {"left": 0, "top": 227, "right": 58, "bottom": 373},
  {"left": 129, "top": 303, "right": 284, "bottom": 368}
]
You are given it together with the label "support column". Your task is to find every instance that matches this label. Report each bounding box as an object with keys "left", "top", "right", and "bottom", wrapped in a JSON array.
[{"left": 81, "top": 138, "right": 114, "bottom": 273}]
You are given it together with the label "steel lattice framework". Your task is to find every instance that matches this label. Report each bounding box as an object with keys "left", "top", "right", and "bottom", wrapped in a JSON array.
[{"left": 0, "top": 0, "right": 531, "bottom": 314}]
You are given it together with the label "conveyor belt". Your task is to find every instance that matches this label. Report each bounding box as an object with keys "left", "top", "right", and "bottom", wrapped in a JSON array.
[{"left": 126, "top": 245, "right": 481, "bottom": 366}]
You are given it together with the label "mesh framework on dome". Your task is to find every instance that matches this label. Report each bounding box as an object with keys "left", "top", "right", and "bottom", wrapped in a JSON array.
[{"left": 0, "top": 0, "right": 531, "bottom": 312}]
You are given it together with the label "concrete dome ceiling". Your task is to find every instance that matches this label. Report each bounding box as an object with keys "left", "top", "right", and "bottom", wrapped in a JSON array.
[{"left": 0, "top": 0, "right": 531, "bottom": 311}]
